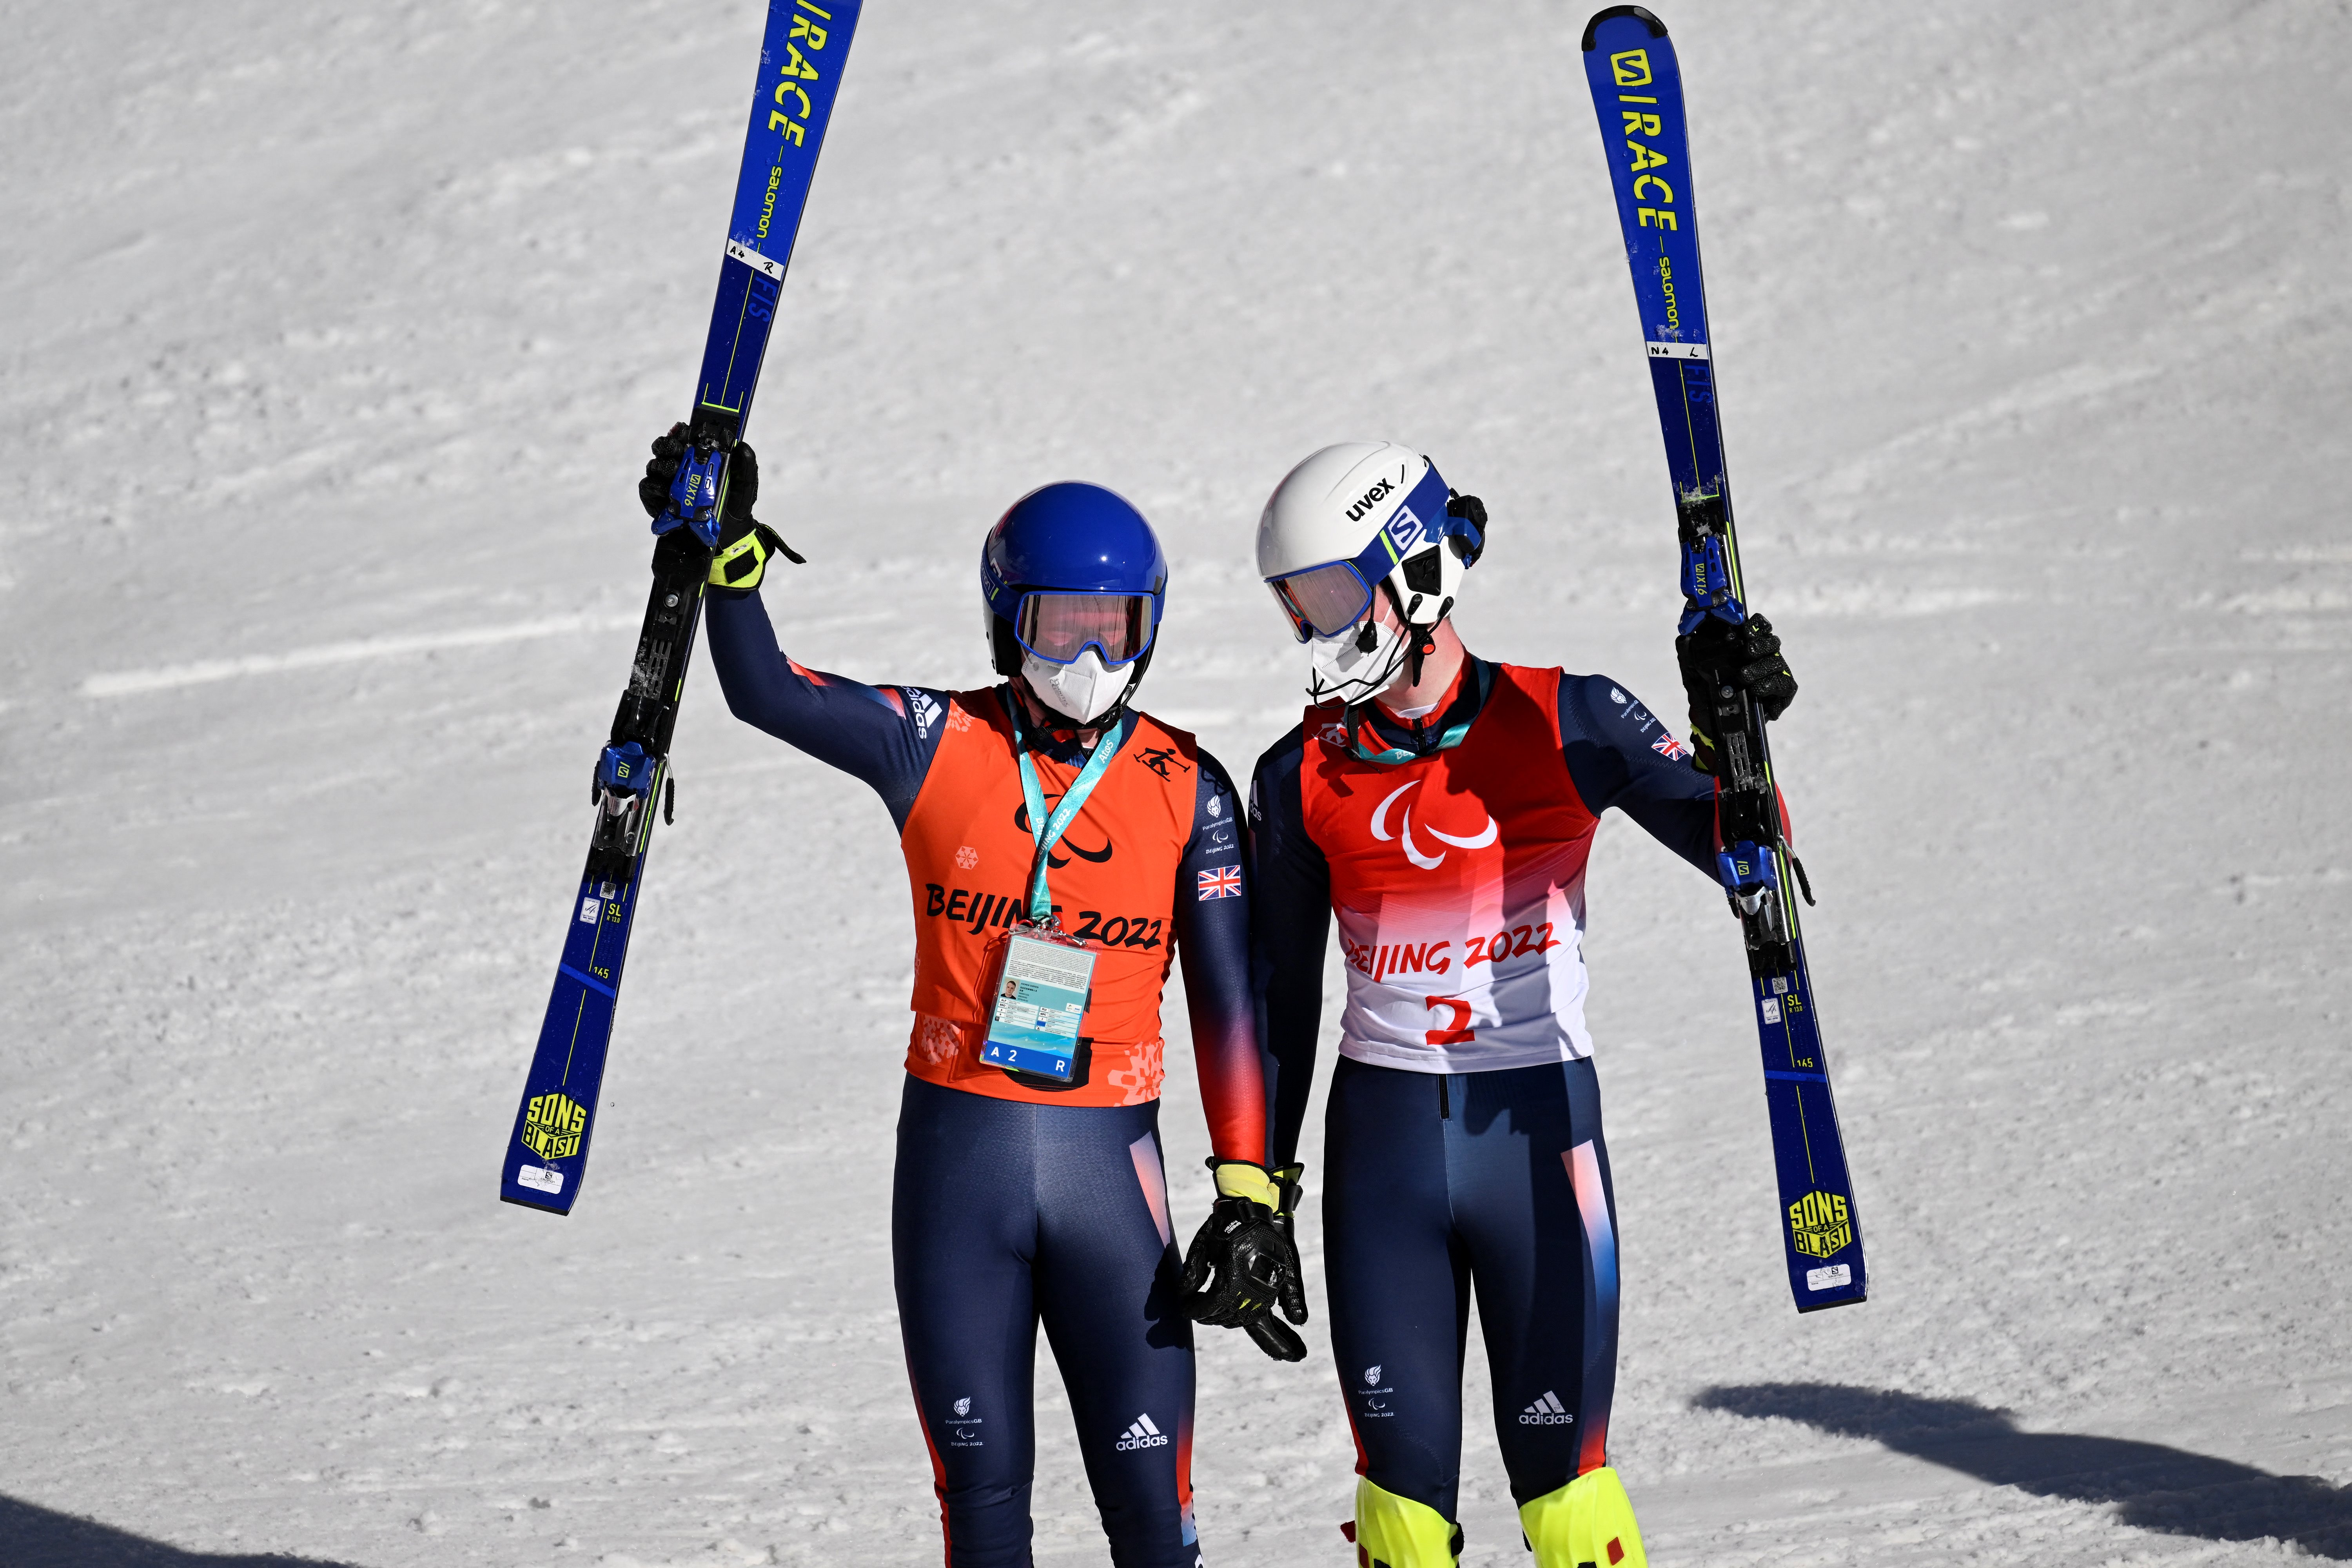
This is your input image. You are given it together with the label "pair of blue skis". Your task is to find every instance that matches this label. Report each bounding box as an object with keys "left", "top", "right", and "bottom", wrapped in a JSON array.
[
  {"left": 492, "top": 4, "right": 1860, "bottom": 1314},
  {"left": 501, "top": 0, "right": 862, "bottom": 1215},
  {"left": 1581, "top": 7, "right": 1868, "bottom": 1310}
]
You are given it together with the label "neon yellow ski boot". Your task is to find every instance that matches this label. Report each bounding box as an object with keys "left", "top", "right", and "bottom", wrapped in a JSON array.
[
  {"left": 1343, "top": 1477, "right": 1463, "bottom": 1567},
  {"left": 1518, "top": 1466, "right": 1646, "bottom": 1568}
]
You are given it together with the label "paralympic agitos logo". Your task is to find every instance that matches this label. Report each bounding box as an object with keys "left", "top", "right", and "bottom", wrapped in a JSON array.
[
  {"left": 1014, "top": 799, "right": 1114, "bottom": 867},
  {"left": 1371, "top": 778, "right": 1496, "bottom": 871}
]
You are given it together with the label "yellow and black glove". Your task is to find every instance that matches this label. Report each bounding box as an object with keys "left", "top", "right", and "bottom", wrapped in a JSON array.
[
  {"left": 1181, "top": 1159, "right": 1309, "bottom": 1362},
  {"left": 1674, "top": 612, "right": 1795, "bottom": 774},
  {"left": 639, "top": 424, "right": 805, "bottom": 591}
]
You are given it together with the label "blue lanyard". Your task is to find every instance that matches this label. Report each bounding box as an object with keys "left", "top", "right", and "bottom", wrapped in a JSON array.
[{"left": 1003, "top": 692, "right": 1129, "bottom": 926}]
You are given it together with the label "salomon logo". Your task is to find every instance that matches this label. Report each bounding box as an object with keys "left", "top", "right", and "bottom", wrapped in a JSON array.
[
  {"left": 1519, "top": 1390, "right": 1574, "bottom": 1426},
  {"left": 1115, "top": 1413, "right": 1169, "bottom": 1451},
  {"left": 1383, "top": 504, "right": 1422, "bottom": 553},
  {"left": 1345, "top": 477, "right": 1397, "bottom": 522}
]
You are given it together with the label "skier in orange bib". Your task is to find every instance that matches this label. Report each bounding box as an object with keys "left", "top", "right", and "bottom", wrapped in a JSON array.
[{"left": 648, "top": 428, "right": 1307, "bottom": 1567}]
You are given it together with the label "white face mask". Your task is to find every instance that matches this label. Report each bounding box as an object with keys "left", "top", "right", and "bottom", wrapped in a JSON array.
[
  {"left": 1307, "top": 614, "right": 1410, "bottom": 707},
  {"left": 1021, "top": 647, "right": 1136, "bottom": 726}
]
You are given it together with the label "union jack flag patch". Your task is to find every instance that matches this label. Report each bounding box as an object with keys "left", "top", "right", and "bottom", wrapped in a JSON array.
[
  {"left": 1652, "top": 733, "right": 1690, "bottom": 761},
  {"left": 1197, "top": 865, "right": 1242, "bottom": 900}
]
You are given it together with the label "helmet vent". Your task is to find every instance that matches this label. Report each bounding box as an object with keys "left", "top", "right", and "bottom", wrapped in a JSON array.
[{"left": 1401, "top": 546, "right": 1445, "bottom": 595}]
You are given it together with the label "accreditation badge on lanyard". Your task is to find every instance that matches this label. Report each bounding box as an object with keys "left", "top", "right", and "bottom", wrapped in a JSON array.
[
  {"left": 980, "top": 702, "right": 1128, "bottom": 1088},
  {"left": 982, "top": 928, "right": 1096, "bottom": 1083}
]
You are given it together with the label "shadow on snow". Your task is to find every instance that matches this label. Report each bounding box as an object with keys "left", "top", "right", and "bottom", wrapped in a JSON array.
[
  {"left": 1696, "top": 1383, "right": 2352, "bottom": 1559},
  {"left": 0, "top": 1494, "right": 359, "bottom": 1568}
]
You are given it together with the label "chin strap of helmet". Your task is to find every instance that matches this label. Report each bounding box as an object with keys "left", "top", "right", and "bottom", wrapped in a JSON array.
[
  {"left": 1390, "top": 492, "right": 1486, "bottom": 688},
  {"left": 1382, "top": 579, "right": 1455, "bottom": 691},
  {"left": 1076, "top": 650, "right": 1150, "bottom": 733}
]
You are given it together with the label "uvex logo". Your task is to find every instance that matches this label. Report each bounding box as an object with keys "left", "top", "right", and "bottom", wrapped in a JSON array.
[
  {"left": 1345, "top": 477, "right": 1397, "bottom": 522},
  {"left": 1371, "top": 779, "right": 1497, "bottom": 871}
]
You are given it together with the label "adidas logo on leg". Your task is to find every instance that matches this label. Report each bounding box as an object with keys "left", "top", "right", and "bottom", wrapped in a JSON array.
[
  {"left": 1518, "top": 1390, "right": 1575, "bottom": 1426},
  {"left": 1115, "top": 1412, "right": 1169, "bottom": 1451}
]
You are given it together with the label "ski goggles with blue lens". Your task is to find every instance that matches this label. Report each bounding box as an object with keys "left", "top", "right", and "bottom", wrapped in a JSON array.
[
  {"left": 1269, "top": 557, "right": 1382, "bottom": 642},
  {"left": 1265, "top": 466, "right": 1463, "bottom": 642},
  {"left": 1013, "top": 591, "right": 1157, "bottom": 668}
]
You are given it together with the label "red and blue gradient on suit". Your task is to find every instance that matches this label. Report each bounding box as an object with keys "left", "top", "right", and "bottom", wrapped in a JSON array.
[{"left": 1300, "top": 664, "right": 1606, "bottom": 1073}]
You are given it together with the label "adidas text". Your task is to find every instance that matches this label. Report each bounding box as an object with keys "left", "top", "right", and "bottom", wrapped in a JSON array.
[
  {"left": 1519, "top": 1390, "right": 1575, "bottom": 1426},
  {"left": 1115, "top": 1413, "right": 1169, "bottom": 1451}
]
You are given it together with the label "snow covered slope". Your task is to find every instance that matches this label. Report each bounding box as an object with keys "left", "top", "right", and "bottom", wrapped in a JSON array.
[{"left": 4, "top": 0, "right": 2348, "bottom": 1563}]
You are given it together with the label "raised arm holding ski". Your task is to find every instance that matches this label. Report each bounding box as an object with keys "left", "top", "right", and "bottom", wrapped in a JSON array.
[
  {"left": 1583, "top": 3, "right": 1866, "bottom": 1313},
  {"left": 637, "top": 467, "right": 1292, "bottom": 1564},
  {"left": 498, "top": 0, "right": 860, "bottom": 1217}
]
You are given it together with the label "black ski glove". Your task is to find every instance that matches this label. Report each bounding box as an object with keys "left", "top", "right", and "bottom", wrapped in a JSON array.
[
  {"left": 1180, "top": 1159, "right": 1309, "bottom": 1362},
  {"left": 1262, "top": 1159, "right": 1309, "bottom": 1338},
  {"left": 1674, "top": 612, "right": 1796, "bottom": 774},
  {"left": 639, "top": 423, "right": 803, "bottom": 590}
]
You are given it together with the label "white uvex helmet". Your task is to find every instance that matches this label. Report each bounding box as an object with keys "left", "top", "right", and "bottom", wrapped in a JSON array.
[{"left": 1256, "top": 443, "right": 1487, "bottom": 706}]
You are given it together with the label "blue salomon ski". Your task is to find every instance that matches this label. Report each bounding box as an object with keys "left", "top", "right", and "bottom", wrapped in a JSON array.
[
  {"left": 1581, "top": 6, "right": 1866, "bottom": 1310},
  {"left": 501, "top": 0, "right": 862, "bottom": 1216}
]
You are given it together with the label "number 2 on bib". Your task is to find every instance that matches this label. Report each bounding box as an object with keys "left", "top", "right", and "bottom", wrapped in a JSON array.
[{"left": 1425, "top": 996, "right": 1477, "bottom": 1045}]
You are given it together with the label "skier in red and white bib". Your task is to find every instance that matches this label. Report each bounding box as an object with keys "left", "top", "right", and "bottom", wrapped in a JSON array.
[{"left": 1245, "top": 443, "right": 1796, "bottom": 1568}]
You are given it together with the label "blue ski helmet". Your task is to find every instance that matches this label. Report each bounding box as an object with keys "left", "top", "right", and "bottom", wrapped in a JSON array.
[{"left": 981, "top": 484, "right": 1168, "bottom": 724}]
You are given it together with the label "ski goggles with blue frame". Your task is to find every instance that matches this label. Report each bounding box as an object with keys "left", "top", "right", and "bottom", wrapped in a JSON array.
[
  {"left": 1265, "top": 466, "right": 1469, "bottom": 641},
  {"left": 1012, "top": 591, "right": 1158, "bottom": 668}
]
